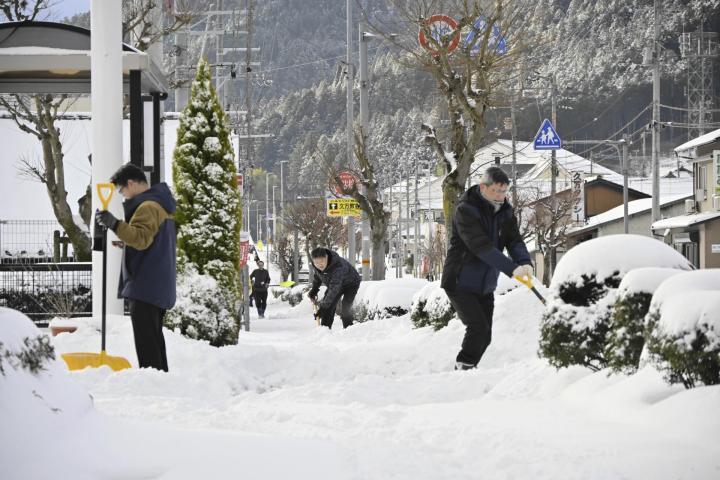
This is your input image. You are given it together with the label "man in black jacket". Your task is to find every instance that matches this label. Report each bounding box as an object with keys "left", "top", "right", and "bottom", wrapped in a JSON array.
[
  {"left": 441, "top": 167, "right": 533, "bottom": 370},
  {"left": 307, "top": 247, "right": 361, "bottom": 329},
  {"left": 250, "top": 261, "right": 270, "bottom": 318}
]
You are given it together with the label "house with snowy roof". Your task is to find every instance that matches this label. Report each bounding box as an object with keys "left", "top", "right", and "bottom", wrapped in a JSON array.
[{"left": 650, "top": 128, "right": 720, "bottom": 268}]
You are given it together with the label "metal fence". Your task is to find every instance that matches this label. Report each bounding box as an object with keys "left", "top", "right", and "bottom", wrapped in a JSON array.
[
  {"left": 0, "top": 219, "right": 77, "bottom": 264},
  {"left": 0, "top": 262, "right": 91, "bottom": 326}
]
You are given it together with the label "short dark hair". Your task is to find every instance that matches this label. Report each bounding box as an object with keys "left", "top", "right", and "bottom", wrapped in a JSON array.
[
  {"left": 310, "top": 247, "right": 329, "bottom": 259},
  {"left": 480, "top": 166, "right": 510, "bottom": 186},
  {"left": 110, "top": 163, "right": 148, "bottom": 187}
]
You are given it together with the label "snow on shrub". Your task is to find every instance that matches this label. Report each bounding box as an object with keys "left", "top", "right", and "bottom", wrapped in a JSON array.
[
  {"left": 352, "top": 279, "right": 426, "bottom": 323},
  {"left": 605, "top": 267, "right": 688, "bottom": 373},
  {"left": 539, "top": 235, "right": 693, "bottom": 371},
  {"left": 410, "top": 281, "right": 455, "bottom": 330},
  {"left": 645, "top": 291, "right": 720, "bottom": 388},
  {"left": 410, "top": 274, "right": 520, "bottom": 330},
  {"left": 165, "top": 267, "right": 239, "bottom": 347}
]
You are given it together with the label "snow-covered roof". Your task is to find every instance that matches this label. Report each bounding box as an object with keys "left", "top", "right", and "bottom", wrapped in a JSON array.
[
  {"left": 651, "top": 211, "right": 720, "bottom": 231},
  {"left": 674, "top": 128, "right": 720, "bottom": 153},
  {"left": 568, "top": 193, "right": 692, "bottom": 235}
]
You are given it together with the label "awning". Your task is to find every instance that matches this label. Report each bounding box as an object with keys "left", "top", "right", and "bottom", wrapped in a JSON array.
[{"left": 651, "top": 211, "right": 720, "bottom": 231}]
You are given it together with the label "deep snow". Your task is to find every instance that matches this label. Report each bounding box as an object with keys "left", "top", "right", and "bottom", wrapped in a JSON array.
[{"left": 2, "top": 285, "right": 719, "bottom": 479}]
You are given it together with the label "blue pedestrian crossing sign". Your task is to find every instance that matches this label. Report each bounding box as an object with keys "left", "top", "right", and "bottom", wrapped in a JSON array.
[{"left": 533, "top": 119, "right": 561, "bottom": 150}]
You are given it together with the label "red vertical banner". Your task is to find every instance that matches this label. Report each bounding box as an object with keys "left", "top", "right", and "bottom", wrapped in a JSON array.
[
  {"left": 236, "top": 174, "right": 244, "bottom": 196},
  {"left": 239, "top": 231, "right": 250, "bottom": 268}
]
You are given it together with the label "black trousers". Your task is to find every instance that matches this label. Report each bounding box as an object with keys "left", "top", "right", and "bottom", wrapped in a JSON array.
[
  {"left": 254, "top": 290, "right": 268, "bottom": 314},
  {"left": 129, "top": 299, "right": 168, "bottom": 372},
  {"left": 446, "top": 291, "right": 495, "bottom": 366},
  {"left": 320, "top": 283, "right": 359, "bottom": 329}
]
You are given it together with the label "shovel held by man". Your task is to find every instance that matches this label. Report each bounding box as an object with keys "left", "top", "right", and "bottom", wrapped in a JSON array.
[{"left": 61, "top": 183, "right": 131, "bottom": 372}]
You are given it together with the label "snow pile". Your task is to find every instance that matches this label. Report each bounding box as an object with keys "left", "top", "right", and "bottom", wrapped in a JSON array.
[
  {"left": 648, "top": 269, "right": 720, "bottom": 312},
  {"left": 0, "top": 308, "right": 93, "bottom": 479},
  {"left": 541, "top": 236, "right": 693, "bottom": 371},
  {"left": 551, "top": 235, "right": 693, "bottom": 288},
  {"left": 353, "top": 278, "right": 427, "bottom": 322},
  {"left": 616, "top": 267, "right": 688, "bottom": 296}
]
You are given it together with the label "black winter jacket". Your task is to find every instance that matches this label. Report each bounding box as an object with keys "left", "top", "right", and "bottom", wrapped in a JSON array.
[
  {"left": 250, "top": 268, "right": 271, "bottom": 292},
  {"left": 441, "top": 185, "right": 531, "bottom": 294},
  {"left": 309, "top": 249, "right": 361, "bottom": 309}
]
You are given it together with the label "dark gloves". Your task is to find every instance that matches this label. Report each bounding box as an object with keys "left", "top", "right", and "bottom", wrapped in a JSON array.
[
  {"left": 308, "top": 289, "right": 318, "bottom": 302},
  {"left": 96, "top": 210, "right": 119, "bottom": 232}
]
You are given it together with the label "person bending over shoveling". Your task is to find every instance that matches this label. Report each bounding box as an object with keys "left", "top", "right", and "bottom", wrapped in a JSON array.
[{"left": 307, "top": 247, "right": 361, "bottom": 329}]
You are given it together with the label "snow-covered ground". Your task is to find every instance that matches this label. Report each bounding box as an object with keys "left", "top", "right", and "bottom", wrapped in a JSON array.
[{"left": 3, "top": 284, "right": 719, "bottom": 479}]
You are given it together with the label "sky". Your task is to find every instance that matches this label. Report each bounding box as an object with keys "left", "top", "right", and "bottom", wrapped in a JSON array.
[{"left": 46, "top": 0, "right": 89, "bottom": 21}]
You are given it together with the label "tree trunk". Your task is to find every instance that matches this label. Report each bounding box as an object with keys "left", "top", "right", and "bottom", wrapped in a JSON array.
[{"left": 370, "top": 213, "right": 388, "bottom": 281}]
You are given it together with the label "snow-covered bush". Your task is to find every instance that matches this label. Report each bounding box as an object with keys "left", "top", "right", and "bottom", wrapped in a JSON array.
[
  {"left": 540, "top": 235, "right": 693, "bottom": 371},
  {"left": 352, "top": 279, "right": 426, "bottom": 323},
  {"left": 410, "top": 281, "right": 455, "bottom": 330},
  {"left": 605, "top": 268, "right": 687, "bottom": 373},
  {"left": 165, "top": 267, "right": 239, "bottom": 347},
  {"left": 281, "top": 285, "right": 307, "bottom": 307},
  {"left": 645, "top": 291, "right": 720, "bottom": 388},
  {"left": 172, "top": 58, "right": 242, "bottom": 304}
]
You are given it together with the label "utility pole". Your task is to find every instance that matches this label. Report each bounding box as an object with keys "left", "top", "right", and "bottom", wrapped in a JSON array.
[
  {"left": 359, "top": 24, "right": 371, "bottom": 279},
  {"left": 345, "top": 0, "right": 356, "bottom": 267},
  {"left": 396, "top": 179, "right": 403, "bottom": 278},
  {"left": 511, "top": 94, "right": 518, "bottom": 207},
  {"left": 622, "top": 135, "right": 630, "bottom": 234},
  {"left": 549, "top": 74, "right": 558, "bottom": 277},
  {"left": 651, "top": 0, "right": 661, "bottom": 222},
  {"left": 265, "top": 171, "right": 270, "bottom": 266},
  {"left": 414, "top": 157, "right": 419, "bottom": 277}
]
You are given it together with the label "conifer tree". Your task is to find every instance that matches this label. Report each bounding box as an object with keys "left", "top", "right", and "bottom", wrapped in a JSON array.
[{"left": 172, "top": 58, "right": 242, "bottom": 297}]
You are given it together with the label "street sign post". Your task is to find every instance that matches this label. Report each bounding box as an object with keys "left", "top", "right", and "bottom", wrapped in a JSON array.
[{"left": 533, "top": 118, "right": 561, "bottom": 150}]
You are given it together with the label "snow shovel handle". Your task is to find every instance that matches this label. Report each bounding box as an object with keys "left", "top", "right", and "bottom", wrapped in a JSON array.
[
  {"left": 513, "top": 275, "right": 547, "bottom": 305},
  {"left": 97, "top": 183, "right": 114, "bottom": 211}
]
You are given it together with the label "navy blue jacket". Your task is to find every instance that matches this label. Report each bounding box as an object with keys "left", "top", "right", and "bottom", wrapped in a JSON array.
[
  {"left": 441, "top": 185, "right": 531, "bottom": 295},
  {"left": 117, "top": 183, "right": 177, "bottom": 310}
]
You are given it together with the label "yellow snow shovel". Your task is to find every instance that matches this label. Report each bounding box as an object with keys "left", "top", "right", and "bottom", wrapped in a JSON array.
[
  {"left": 279, "top": 280, "right": 296, "bottom": 288},
  {"left": 62, "top": 184, "right": 131, "bottom": 372},
  {"left": 514, "top": 274, "right": 547, "bottom": 305}
]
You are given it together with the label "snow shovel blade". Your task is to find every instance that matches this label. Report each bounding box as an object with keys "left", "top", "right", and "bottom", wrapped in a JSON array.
[
  {"left": 279, "top": 280, "right": 296, "bottom": 288},
  {"left": 62, "top": 351, "right": 131, "bottom": 372},
  {"left": 513, "top": 275, "right": 547, "bottom": 305}
]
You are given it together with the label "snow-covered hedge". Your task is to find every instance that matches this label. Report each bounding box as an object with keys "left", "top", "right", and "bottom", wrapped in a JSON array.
[
  {"left": 352, "top": 279, "right": 426, "bottom": 323},
  {"left": 605, "top": 268, "right": 686, "bottom": 373},
  {"left": 164, "top": 267, "right": 240, "bottom": 347},
  {"left": 410, "top": 281, "right": 454, "bottom": 330},
  {"left": 539, "top": 235, "right": 693, "bottom": 371},
  {"left": 646, "top": 291, "right": 720, "bottom": 388},
  {"left": 0, "top": 309, "right": 56, "bottom": 377},
  {"left": 410, "top": 274, "right": 519, "bottom": 330}
]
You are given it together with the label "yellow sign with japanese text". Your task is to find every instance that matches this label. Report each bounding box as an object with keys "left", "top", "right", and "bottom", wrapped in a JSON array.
[{"left": 326, "top": 197, "right": 361, "bottom": 218}]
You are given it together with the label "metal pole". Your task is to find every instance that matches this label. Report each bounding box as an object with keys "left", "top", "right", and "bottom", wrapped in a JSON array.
[
  {"left": 414, "top": 157, "right": 419, "bottom": 277},
  {"left": 346, "top": 0, "right": 356, "bottom": 267},
  {"left": 279, "top": 161, "right": 286, "bottom": 240},
  {"left": 511, "top": 94, "right": 518, "bottom": 207},
  {"left": 549, "top": 74, "right": 557, "bottom": 277},
  {"left": 396, "top": 182, "right": 402, "bottom": 278},
  {"left": 265, "top": 172, "right": 269, "bottom": 266},
  {"left": 293, "top": 223, "right": 299, "bottom": 281},
  {"left": 427, "top": 164, "right": 433, "bottom": 278},
  {"left": 359, "top": 25, "right": 371, "bottom": 279},
  {"left": 272, "top": 186, "right": 277, "bottom": 248},
  {"left": 651, "top": 0, "right": 661, "bottom": 222},
  {"left": 622, "top": 136, "right": 630, "bottom": 233},
  {"left": 405, "top": 170, "right": 410, "bottom": 273}
]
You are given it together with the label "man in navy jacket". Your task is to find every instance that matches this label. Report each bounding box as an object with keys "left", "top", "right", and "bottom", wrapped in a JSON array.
[{"left": 441, "top": 167, "right": 533, "bottom": 370}]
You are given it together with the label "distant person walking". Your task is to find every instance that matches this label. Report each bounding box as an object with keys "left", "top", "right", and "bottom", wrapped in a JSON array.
[
  {"left": 96, "top": 163, "right": 176, "bottom": 372},
  {"left": 307, "top": 247, "right": 361, "bottom": 329},
  {"left": 441, "top": 167, "right": 533, "bottom": 371},
  {"left": 250, "top": 260, "right": 270, "bottom": 318}
]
